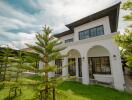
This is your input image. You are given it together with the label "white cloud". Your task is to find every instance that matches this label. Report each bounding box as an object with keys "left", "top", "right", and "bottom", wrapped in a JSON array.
[
  {"left": 4, "top": 32, "right": 36, "bottom": 49},
  {"left": 38, "top": 0, "right": 120, "bottom": 22},
  {"left": 0, "top": 0, "right": 127, "bottom": 49},
  {"left": 0, "top": 1, "right": 36, "bottom": 23}
]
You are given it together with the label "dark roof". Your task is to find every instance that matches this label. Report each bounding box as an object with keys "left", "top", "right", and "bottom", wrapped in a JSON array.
[
  {"left": 55, "top": 2, "right": 121, "bottom": 38},
  {"left": 54, "top": 30, "right": 72, "bottom": 37}
]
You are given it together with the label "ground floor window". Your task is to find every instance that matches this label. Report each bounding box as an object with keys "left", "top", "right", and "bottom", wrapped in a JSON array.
[
  {"left": 78, "top": 58, "right": 82, "bottom": 77},
  {"left": 68, "top": 58, "right": 76, "bottom": 76},
  {"left": 55, "top": 59, "right": 62, "bottom": 75},
  {"left": 35, "top": 61, "right": 39, "bottom": 68},
  {"left": 88, "top": 56, "right": 111, "bottom": 75}
]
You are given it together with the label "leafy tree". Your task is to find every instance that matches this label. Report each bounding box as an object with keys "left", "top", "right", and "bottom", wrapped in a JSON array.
[
  {"left": 114, "top": 0, "right": 132, "bottom": 68},
  {"left": 26, "top": 26, "right": 66, "bottom": 100}
]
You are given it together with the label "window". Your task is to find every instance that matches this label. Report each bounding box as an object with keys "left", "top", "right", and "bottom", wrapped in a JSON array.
[
  {"left": 78, "top": 58, "right": 82, "bottom": 77},
  {"left": 96, "top": 25, "right": 104, "bottom": 36},
  {"left": 65, "top": 38, "right": 73, "bottom": 43},
  {"left": 55, "top": 59, "right": 62, "bottom": 75},
  {"left": 68, "top": 58, "right": 76, "bottom": 76},
  {"left": 90, "top": 27, "right": 96, "bottom": 37},
  {"left": 79, "top": 25, "right": 104, "bottom": 40},
  {"left": 88, "top": 56, "right": 111, "bottom": 74}
]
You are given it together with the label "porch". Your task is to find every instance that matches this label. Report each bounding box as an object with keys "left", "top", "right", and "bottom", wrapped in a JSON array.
[{"left": 55, "top": 46, "right": 113, "bottom": 85}]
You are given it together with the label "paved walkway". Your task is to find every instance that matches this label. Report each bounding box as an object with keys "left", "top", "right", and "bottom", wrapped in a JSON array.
[{"left": 124, "top": 75, "right": 132, "bottom": 93}]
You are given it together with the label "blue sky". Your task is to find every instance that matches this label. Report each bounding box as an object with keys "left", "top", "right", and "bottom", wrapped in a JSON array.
[{"left": 0, "top": 0, "right": 128, "bottom": 49}]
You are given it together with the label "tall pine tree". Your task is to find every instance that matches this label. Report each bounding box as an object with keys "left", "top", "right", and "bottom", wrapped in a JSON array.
[{"left": 26, "top": 26, "right": 66, "bottom": 100}]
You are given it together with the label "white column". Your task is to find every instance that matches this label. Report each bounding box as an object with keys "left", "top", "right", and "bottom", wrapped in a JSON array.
[
  {"left": 82, "top": 57, "right": 89, "bottom": 84},
  {"left": 110, "top": 52, "right": 125, "bottom": 91},
  {"left": 39, "top": 61, "right": 44, "bottom": 69},
  {"left": 62, "top": 57, "right": 68, "bottom": 77},
  {"left": 48, "top": 61, "right": 55, "bottom": 77},
  {"left": 76, "top": 58, "right": 79, "bottom": 78}
]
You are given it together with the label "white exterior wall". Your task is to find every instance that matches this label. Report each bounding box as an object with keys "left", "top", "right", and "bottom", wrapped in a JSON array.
[
  {"left": 58, "top": 16, "right": 111, "bottom": 44},
  {"left": 39, "top": 61, "right": 43, "bottom": 69},
  {"left": 61, "top": 33, "right": 125, "bottom": 90},
  {"left": 88, "top": 46, "right": 109, "bottom": 57},
  {"left": 62, "top": 57, "right": 68, "bottom": 77},
  {"left": 39, "top": 16, "right": 125, "bottom": 91},
  {"left": 60, "top": 34, "right": 74, "bottom": 43},
  {"left": 48, "top": 61, "right": 55, "bottom": 77},
  {"left": 74, "top": 16, "right": 111, "bottom": 42}
]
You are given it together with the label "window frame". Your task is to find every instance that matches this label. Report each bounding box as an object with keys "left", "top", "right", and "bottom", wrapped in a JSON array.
[
  {"left": 88, "top": 56, "right": 111, "bottom": 74},
  {"left": 65, "top": 38, "right": 73, "bottom": 43},
  {"left": 79, "top": 25, "right": 104, "bottom": 40},
  {"left": 55, "top": 59, "right": 62, "bottom": 75},
  {"left": 68, "top": 58, "right": 76, "bottom": 76}
]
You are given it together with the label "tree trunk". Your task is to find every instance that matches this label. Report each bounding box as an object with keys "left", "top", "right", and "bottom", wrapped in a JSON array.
[
  {"left": 3, "top": 63, "right": 7, "bottom": 81},
  {"left": 53, "top": 87, "right": 55, "bottom": 100},
  {"left": 44, "top": 68, "right": 48, "bottom": 100}
]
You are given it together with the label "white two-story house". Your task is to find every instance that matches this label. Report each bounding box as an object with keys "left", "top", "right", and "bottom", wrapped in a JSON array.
[{"left": 53, "top": 2, "right": 125, "bottom": 91}]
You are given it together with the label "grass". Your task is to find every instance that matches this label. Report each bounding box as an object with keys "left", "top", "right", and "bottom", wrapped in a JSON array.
[
  {"left": 0, "top": 86, "right": 36, "bottom": 100},
  {"left": 0, "top": 80, "right": 132, "bottom": 100},
  {"left": 57, "top": 81, "right": 132, "bottom": 100}
]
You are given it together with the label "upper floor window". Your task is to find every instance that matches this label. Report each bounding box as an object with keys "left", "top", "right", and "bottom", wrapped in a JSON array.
[
  {"left": 79, "top": 25, "right": 104, "bottom": 40},
  {"left": 65, "top": 38, "right": 73, "bottom": 43}
]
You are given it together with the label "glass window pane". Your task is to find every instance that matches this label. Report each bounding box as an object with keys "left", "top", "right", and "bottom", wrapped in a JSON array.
[
  {"left": 97, "top": 25, "right": 104, "bottom": 35},
  {"left": 86, "top": 29, "right": 90, "bottom": 38},
  {"left": 65, "top": 38, "right": 73, "bottom": 43},
  {"left": 84, "top": 31, "right": 86, "bottom": 38},
  {"left": 88, "top": 56, "right": 111, "bottom": 74},
  {"left": 79, "top": 25, "right": 104, "bottom": 40},
  {"left": 90, "top": 28, "right": 96, "bottom": 37},
  {"left": 55, "top": 59, "right": 62, "bottom": 75}
]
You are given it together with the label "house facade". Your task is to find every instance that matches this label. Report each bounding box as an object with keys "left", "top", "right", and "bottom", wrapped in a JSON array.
[{"left": 53, "top": 2, "right": 125, "bottom": 91}]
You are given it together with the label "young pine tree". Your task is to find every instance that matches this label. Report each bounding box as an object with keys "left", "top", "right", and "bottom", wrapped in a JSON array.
[
  {"left": 9, "top": 50, "right": 38, "bottom": 97},
  {"left": 0, "top": 47, "right": 14, "bottom": 81},
  {"left": 26, "top": 26, "right": 66, "bottom": 100}
]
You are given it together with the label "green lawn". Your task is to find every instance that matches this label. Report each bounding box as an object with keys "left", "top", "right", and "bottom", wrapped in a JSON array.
[
  {"left": 0, "top": 81, "right": 132, "bottom": 100},
  {"left": 57, "top": 81, "right": 132, "bottom": 100}
]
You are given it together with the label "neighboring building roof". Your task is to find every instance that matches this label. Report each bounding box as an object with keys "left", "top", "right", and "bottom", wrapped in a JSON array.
[
  {"left": 0, "top": 44, "right": 19, "bottom": 50},
  {"left": 54, "top": 2, "right": 121, "bottom": 38},
  {"left": 21, "top": 47, "right": 33, "bottom": 52}
]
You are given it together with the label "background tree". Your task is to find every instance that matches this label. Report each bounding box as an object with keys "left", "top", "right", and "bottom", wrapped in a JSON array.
[
  {"left": 26, "top": 26, "right": 66, "bottom": 100},
  {"left": 0, "top": 47, "right": 38, "bottom": 98},
  {"left": 115, "top": 0, "right": 132, "bottom": 68},
  {"left": 8, "top": 50, "right": 40, "bottom": 97},
  {"left": 0, "top": 46, "right": 14, "bottom": 81}
]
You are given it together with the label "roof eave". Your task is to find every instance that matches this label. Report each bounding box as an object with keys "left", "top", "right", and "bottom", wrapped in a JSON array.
[{"left": 66, "top": 2, "right": 121, "bottom": 31}]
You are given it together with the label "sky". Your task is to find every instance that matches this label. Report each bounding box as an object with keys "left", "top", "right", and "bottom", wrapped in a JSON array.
[{"left": 0, "top": 0, "right": 129, "bottom": 49}]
